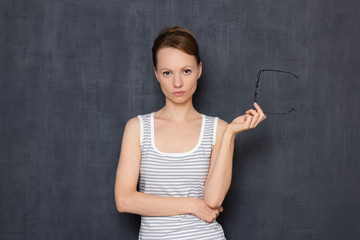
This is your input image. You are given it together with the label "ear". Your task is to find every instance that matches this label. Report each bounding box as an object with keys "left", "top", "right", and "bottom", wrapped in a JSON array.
[
  {"left": 197, "top": 61, "right": 202, "bottom": 79},
  {"left": 153, "top": 66, "right": 160, "bottom": 83}
]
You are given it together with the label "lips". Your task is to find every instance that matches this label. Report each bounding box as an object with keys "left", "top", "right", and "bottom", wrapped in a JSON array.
[{"left": 173, "top": 91, "right": 185, "bottom": 96}]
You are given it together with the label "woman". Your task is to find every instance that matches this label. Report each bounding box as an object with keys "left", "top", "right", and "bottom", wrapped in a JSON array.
[{"left": 114, "top": 26, "right": 266, "bottom": 239}]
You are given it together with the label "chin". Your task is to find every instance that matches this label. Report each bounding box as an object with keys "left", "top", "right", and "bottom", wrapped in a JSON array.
[{"left": 174, "top": 97, "right": 192, "bottom": 104}]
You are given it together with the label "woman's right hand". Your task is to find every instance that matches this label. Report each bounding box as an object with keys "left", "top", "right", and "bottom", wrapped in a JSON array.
[{"left": 191, "top": 198, "right": 223, "bottom": 223}]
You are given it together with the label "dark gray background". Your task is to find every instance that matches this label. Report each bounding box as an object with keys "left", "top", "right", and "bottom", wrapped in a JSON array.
[{"left": 1, "top": 0, "right": 359, "bottom": 239}]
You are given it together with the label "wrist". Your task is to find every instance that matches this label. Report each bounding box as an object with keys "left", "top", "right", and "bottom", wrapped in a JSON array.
[
  {"left": 224, "top": 126, "right": 237, "bottom": 140},
  {"left": 187, "top": 198, "right": 199, "bottom": 215}
]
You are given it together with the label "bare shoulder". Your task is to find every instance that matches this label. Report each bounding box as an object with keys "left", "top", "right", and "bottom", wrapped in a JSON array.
[
  {"left": 122, "top": 116, "right": 140, "bottom": 144},
  {"left": 212, "top": 117, "right": 228, "bottom": 147},
  {"left": 125, "top": 116, "right": 140, "bottom": 130}
]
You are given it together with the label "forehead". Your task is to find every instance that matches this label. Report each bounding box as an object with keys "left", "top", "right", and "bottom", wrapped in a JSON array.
[{"left": 156, "top": 47, "right": 197, "bottom": 69}]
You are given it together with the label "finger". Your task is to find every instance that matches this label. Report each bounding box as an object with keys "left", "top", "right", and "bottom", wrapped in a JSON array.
[
  {"left": 252, "top": 104, "right": 267, "bottom": 127},
  {"left": 252, "top": 116, "right": 260, "bottom": 128},
  {"left": 247, "top": 109, "right": 260, "bottom": 128},
  {"left": 253, "top": 103, "right": 267, "bottom": 124},
  {"left": 247, "top": 109, "right": 259, "bottom": 117},
  {"left": 216, "top": 209, "right": 220, "bottom": 215},
  {"left": 245, "top": 114, "right": 252, "bottom": 129},
  {"left": 254, "top": 113, "right": 267, "bottom": 128},
  {"left": 254, "top": 102, "right": 265, "bottom": 115},
  {"left": 245, "top": 108, "right": 256, "bottom": 115}
]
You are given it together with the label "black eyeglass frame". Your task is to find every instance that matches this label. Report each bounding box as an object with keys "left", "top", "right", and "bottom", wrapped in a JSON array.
[{"left": 254, "top": 69, "right": 299, "bottom": 115}]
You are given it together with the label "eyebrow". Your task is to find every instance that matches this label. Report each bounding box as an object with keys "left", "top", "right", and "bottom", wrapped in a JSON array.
[{"left": 159, "top": 65, "right": 193, "bottom": 71}]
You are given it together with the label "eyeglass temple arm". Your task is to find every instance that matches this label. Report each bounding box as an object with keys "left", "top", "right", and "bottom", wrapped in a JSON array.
[
  {"left": 263, "top": 107, "right": 295, "bottom": 115},
  {"left": 259, "top": 69, "right": 299, "bottom": 79}
]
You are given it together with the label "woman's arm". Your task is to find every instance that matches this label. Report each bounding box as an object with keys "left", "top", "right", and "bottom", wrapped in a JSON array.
[
  {"left": 114, "top": 117, "right": 222, "bottom": 222},
  {"left": 204, "top": 102, "right": 266, "bottom": 208},
  {"left": 203, "top": 119, "right": 233, "bottom": 209}
]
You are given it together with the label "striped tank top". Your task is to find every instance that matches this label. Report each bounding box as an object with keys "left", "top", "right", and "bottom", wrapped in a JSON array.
[{"left": 137, "top": 112, "right": 226, "bottom": 240}]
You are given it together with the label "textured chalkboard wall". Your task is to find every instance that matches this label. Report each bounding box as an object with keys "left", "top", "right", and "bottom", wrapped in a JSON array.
[{"left": 1, "top": 0, "right": 359, "bottom": 239}]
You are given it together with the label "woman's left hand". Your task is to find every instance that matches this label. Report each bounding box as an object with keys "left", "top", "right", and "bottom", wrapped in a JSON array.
[{"left": 226, "top": 102, "right": 267, "bottom": 136}]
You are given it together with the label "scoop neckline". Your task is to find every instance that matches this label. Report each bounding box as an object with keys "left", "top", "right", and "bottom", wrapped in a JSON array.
[{"left": 150, "top": 112, "right": 205, "bottom": 156}]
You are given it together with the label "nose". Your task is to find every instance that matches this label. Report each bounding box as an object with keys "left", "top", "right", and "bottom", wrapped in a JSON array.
[{"left": 173, "top": 73, "right": 183, "bottom": 88}]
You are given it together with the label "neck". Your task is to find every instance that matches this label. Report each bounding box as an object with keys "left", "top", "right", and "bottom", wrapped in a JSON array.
[{"left": 156, "top": 96, "right": 200, "bottom": 122}]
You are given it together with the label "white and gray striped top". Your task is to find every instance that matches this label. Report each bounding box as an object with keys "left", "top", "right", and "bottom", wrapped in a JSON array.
[{"left": 137, "top": 112, "right": 226, "bottom": 240}]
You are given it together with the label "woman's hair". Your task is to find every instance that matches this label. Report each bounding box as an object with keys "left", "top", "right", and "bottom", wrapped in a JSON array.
[{"left": 152, "top": 26, "right": 201, "bottom": 68}]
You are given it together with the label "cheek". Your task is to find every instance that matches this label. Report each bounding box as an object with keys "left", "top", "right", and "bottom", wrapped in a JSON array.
[
  {"left": 158, "top": 79, "right": 172, "bottom": 92},
  {"left": 189, "top": 79, "right": 198, "bottom": 92}
]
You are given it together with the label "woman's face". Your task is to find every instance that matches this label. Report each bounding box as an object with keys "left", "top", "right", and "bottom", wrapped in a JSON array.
[{"left": 154, "top": 47, "right": 202, "bottom": 104}]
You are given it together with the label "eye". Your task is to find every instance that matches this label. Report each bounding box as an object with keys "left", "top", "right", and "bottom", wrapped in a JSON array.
[
  {"left": 163, "top": 71, "right": 171, "bottom": 77},
  {"left": 184, "top": 69, "right": 191, "bottom": 75}
]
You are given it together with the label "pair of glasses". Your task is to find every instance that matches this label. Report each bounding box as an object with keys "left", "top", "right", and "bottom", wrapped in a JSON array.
[{"left": 254, "top": 69, "right": 299, "bottom": 115}]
